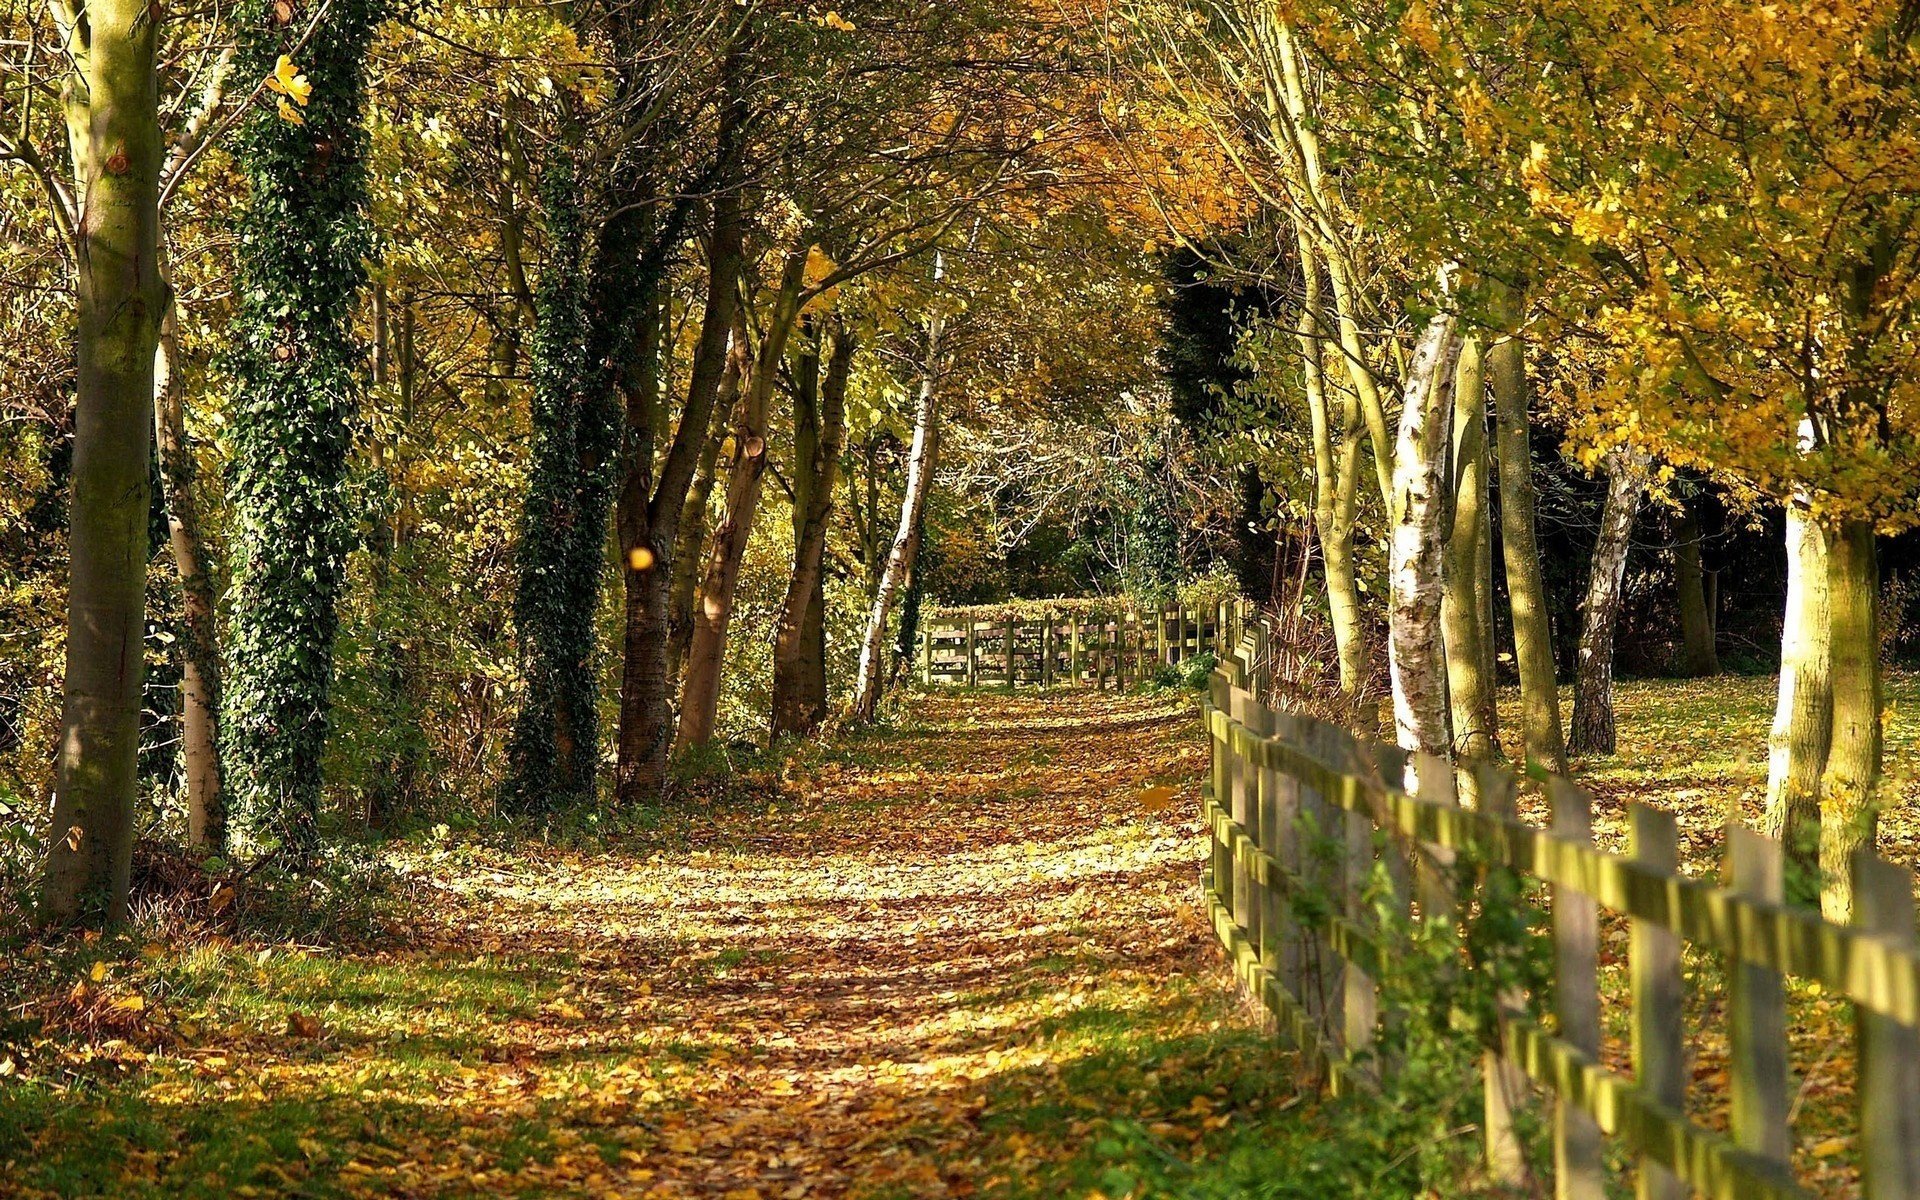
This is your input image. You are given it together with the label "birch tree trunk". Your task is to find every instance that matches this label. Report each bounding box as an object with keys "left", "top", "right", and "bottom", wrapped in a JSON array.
[
  {"left": 674, "top": 250, "right": 811, "bottom": 752},
  {"left": 771, "top": 322, "right": 854, "bottom": 739},
  {"left": 1388, "top": 310, "right": 1463, "bottom": 760},
  {"left": 153, "top": 284, "right": 224, "bottom": 852},
  {"left": 41, "top": 0, "right": 167, "bottom": 926},
  {"left": 1817, "top": 518, "right": 1879, "bottom": 923},
  {"left": 1766, "top": 500, "right": 1832, "bottom": 893},
  {"left": 1487, "top": 286, "right": 1566, "bottom": 774},
  {"left": 1443, "top": 335, "right": 1498, "bottom": 762},
  {"left": 1568, "top": 450, "right": 1649, "bottom": 755},
  {"left": 851, "top": 311, "right": 945, "bottom": 723}
]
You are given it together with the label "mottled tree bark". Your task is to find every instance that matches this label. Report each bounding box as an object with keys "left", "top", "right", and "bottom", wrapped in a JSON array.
[
  {"left": 1487, "top": 285, "right": 1566, "bottom": 774},
  {"left": 771, "top": 321, "right": 854, "bottom": 739},
  {"left": 1766, "top": 500, "right": 1831, "bottom": 894},
  {"left": 852, "top": 306, "right": 946, "bottom": 723},
  {"left": 1568, "top": 451, "right": 1649, "bottom": 755},
  {"left": 1387, "top": 310, "right": 1463, "bottom": 760},
  {"left": 42, "top": 0, "right": 167, "bottom": 926}
]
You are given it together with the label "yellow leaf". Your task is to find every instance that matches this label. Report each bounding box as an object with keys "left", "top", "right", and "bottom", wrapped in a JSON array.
[
  {"left": 821, "top": 10, "right": 856, "bottom": 30},
  {"left": 276, "top": 97, "right": 307, "bottom": 126},
  {"left": 89, "top": 961, "right": 107, "bottom": 983},
  {"left": 112, "top": 994, "right": 145, "bottom": 1012},
  {"left": 1812, "top": 1136, "right": 1849, "bottom": 1158},
  {"left": 1136, "top": 785, "right": 1178, "bottom": 812},
  {"left": 265, "top": 55, "right": 313, "bottom": 107}
]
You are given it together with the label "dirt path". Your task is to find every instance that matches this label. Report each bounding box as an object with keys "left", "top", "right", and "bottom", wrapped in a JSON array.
[{"left": 6, "top": 691, "right": 1297, "bottom": 1199}]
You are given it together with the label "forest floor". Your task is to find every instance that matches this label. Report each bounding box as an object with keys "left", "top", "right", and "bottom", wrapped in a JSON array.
[
  {"left": 1, "top": 691, "right": 1377, "bottom": 1200},
  {"left": 8, "top": 673, "right": 1915, "bottom": 1199}
]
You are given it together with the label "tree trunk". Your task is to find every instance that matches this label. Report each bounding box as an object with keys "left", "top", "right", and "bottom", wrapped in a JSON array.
[
  {"left": 1387, "top": 309, "right": 1462, "bottom": 760},
  {"left": 1443, "top": 335, "right": 1498, "bottom": 763},
  {"left": 1766, "top": 500, "right": 1831, "bottom": 894},
  {"left": 1817, "top": 519, "right": 1879, "bottom": 924},
  {"left": 41, "top": 0, "right": 167, "bottom": 927},
  {"left": 1295, "top": 238, "right": 1368, "bottom": 709},
  {"left": 1568, "top": 450, "right": 1648, "bottom": 755},
  {"left": 674, "top": 249, "right": 811, "bottom": 751},
  {"left": 615, "top": 172, "right": 744, "bottom": 805},
  {"left": 222, "top": 0, "right": 381, "bottom": 855},
  {"left": 851, "top": 306, "right": 946, "bottom": 723},
  {"left": 153, "top": 283, "right": 224, "bottom": 853},
  {"left": 1487, "top": 285, "right": 1566, "bottom": 774},
  {"left": 771, "top": 321, "right": 854, "bottom": 739},
  {"left": 1673, "top": 504, "right": 1720, "bottom": 676}
]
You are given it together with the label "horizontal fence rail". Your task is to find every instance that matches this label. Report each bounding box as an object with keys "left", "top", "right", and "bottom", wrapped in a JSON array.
[
  {"left": 1204, "top": 612, "right": 1920, "bottom": 1200},
  {"left": 919, "top": 602, "right": 1236, "bottom": 690}
]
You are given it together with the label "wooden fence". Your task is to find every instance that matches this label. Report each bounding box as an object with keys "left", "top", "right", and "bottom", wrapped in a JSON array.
[
  {"left": 1206, "top": 622, "right": 1920, "bottom": 1199},
  {"left": 919, "top": 603, "right": 1237, "bottom": 690}
]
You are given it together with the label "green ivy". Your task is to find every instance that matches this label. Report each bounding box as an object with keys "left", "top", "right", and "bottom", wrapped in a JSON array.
[
  {"left": 221, "top": 0, "right": 382, "bottom": 859},
  {"left": 502, "top": 155, "right": 619, "bottom": 813}
]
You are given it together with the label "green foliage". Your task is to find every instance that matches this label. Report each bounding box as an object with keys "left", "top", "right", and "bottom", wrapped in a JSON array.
[
  {"left": 503, "top": 155, "right": 617, "bottom": 814},
  {"left": 221, "top": 0, "right": 383, "bottom": 859}
]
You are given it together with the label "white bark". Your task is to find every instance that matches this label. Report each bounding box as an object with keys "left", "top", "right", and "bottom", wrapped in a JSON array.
[
  {"left": 1388, "top": 309, "right": 1464, "bottom": 762},
  {"left": 850, "top": 309, "right": 944, "bottom": 722}
]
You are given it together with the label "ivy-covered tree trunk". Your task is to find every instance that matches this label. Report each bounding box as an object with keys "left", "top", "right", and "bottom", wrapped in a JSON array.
[
  {"left": 504, "top": 157, "right": 619, "bottom": 812},
  {"left": 1487, "top": 289, "right": 1566, "bottom": 774},
  {"left": 221, "top": 0, "right": 380, "bottom": 859},
  {"left": 1568, "top": 450, "right": 1649, "bottom": 755},
  {"left": 40, "top": 0, "right": 168, "bottom": 926},
  {"left": 1443, "top": 335, "right": 1498, "bottom": 763},
  {"left": 771, "top": 320, "right": 853, "bottom": 740}
]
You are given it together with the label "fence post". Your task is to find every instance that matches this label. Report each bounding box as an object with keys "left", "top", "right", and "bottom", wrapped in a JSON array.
[
  {"left": 1630, "top": 802, "right": 1684, "bottom": 1200},
  {"left": 1334, "top": 723, "right": 1377, "bottom": 1067},
  {"left": 1004, "top": 615, "right": 1016, "bottom": 689},
  {"left": 1216, "top": 600, "right": 1228, "bottom": 655},
  {"left": 1550, "top": 777, "right": 1604, "bottom": 1200},
  {"left": 1855, "top": 850, "right": 1920, "bottom": 1200},
  {"left": 1157, "top": 607, "right": 1169, "bottom": 669},
  {"left": 1248, "top": 699, "right": 1281, "bottom": 1037},
  {"left": 1209, "top": 670, "right": 1233, "bottom": 921},
  {"left": 1726, "top": 824, "right": 1792, "bottom": 1180},
  {"left": 965, "top": 622, "right": 978, "bottom": 688},
  {"left": 1040, "top": 618, "right": 1053, "bottom": 689},
  {"left": 1478, "top": 765, "right": 1531, "bottom": 1189},
  {"left": 1229, "top": 672, "right": 1259, "bottom": 956},
  {"left": 920, "top": 623, "right": 934, "bottom": 685}
]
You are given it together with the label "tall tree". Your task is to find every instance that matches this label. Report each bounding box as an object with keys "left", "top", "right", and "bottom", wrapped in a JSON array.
[
  {"left": 770, "top": 318, "right": 854, "bottom": 739},
  {"left": 221, "top": 0, "right": 381, "bottom": 857},
  {"left": 1568, "top": 451, "right": 1648, "bottom": 755},
  {"left": 37, "top": 0, "right": 168, "bottom": 924},
  {"left": 504, "top": 155, "right": 611, "bottom": 811}
]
